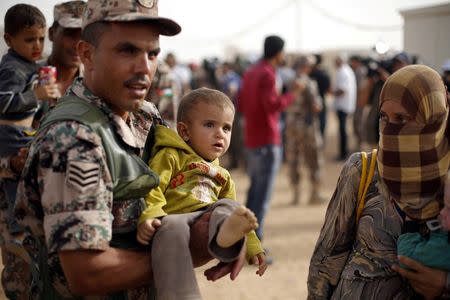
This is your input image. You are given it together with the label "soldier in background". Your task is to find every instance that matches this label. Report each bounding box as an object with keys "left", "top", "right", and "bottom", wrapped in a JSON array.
[
  {"left": 46, "top": 1, "right": 85, "bottom": 96},
  {"left": 35, "top": 0, "right": 86, "bottom": 121},
  {"left": 285, "top": 56, "right": 324, "bottom": 205},
  {"left": 165, "top": 52, "right": 191, "bottom": 97},
  {"left": 147, "top": 60, "right": 178, "bottom": 128}
]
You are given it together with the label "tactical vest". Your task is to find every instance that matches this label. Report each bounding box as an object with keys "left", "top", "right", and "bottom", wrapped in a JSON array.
[
  {"left": 40, "top": 96, "right": 159, "bottom": 237},
  {"left": 34, "top": 96, "right": 159, "bottom": 299}
]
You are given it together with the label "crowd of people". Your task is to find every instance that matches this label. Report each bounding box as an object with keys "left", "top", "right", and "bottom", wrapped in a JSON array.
[{"left": 0, "top": 0, "right": 449, "bottom": 299}]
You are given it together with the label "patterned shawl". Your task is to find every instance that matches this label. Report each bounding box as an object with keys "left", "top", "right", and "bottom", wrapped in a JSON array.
[{"left": 377, "top": 65, "right": 450, "bottom": 220}]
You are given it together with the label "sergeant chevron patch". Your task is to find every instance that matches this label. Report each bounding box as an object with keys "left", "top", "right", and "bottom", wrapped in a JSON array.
[{"left": 66, "top": 160, "right": 100, "bottom": 193}]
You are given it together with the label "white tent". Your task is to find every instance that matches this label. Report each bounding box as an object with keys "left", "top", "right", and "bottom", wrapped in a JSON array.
[
  {"left": 0, "top": 0, "right": 447, "bottom": 62},
  {"left": 159, "top": 0, "right": 446, "bottom": 61}
]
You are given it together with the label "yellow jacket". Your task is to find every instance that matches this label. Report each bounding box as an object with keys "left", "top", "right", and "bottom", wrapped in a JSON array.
[{"left": 141, "top": 125, "right": 263, "bottom": 260}]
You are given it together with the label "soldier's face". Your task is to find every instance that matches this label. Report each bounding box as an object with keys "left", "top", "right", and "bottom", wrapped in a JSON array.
[
  {"left": 82, "top": 22, "right": 160, "bottom": 117},
  {"left": 49, "top": 24, "right": 82, "bottom": 68}
]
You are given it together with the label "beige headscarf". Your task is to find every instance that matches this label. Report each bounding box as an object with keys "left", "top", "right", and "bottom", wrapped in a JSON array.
[{"left": 377, "top": 65, "right": 450, "bottom": 220}]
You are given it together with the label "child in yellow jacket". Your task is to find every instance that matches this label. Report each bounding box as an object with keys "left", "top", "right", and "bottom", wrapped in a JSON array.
[{"left": 138, "top": 88, "right": 267, "bottom": 300}]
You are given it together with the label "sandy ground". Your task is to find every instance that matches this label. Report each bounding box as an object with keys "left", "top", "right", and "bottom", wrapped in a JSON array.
[{"left": 0, "top": 111, "right": 360, "bottom": 299}]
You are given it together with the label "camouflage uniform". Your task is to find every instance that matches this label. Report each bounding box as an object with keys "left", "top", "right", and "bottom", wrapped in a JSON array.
[
  {"left": 35, "top": 0, "right": 86, "bottom": 119},
  {"left": 15, "top": 78, "right": 162, "bottom": 299},
  {"left": 0, "top": 3, "right": 86, "bottom": 298},
  {"left": 0, "top": 157, "right": 17, "bottom": 180},
  {"left": 14, "top": 0, "right": 181, "bottom": 298},
  {"left": 53, "top": 0, "right": 85, "bottom": 28},
  {"left": 285, "top": 74, "right": 323, "bottom": 204},
  {"left": 0, "top": 168, "right": 30, "bottom": 300},
  {"left": 147, "top": 60, "right": 178, "bottom": 128}
]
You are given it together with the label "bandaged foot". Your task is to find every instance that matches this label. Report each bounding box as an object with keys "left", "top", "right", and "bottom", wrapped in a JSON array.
[{"left": 216, "top": 206, "right": 258, "bottom": 248}]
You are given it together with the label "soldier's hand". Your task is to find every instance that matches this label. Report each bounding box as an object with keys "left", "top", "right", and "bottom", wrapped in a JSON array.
[
  {"left": 136, "top": 218, "right": 161, "bottom": 245},
  {"left": 34, "top": 83, "right": 61, "bottom": 101},
  {"left": 190, "top": 212, "right": 214, "bottom": 267}
]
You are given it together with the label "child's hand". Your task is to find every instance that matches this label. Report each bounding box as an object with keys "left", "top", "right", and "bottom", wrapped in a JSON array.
[
  {"left": 34, "top": 83, "right": 61, "bottom": 101},
  {"left": 136, "top": 218, "right": 161, "bottom": 245},
  {"left": 250, "top": 252, "right": 268, "bottom": 276}
]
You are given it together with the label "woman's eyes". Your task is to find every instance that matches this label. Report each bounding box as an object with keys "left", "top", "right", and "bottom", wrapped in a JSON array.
[
  {"left": 380, "top": 113, "right": 411, "bottom": 125},
  {"left": 397, "top": 116, "right": 410, "bottom": 124}
]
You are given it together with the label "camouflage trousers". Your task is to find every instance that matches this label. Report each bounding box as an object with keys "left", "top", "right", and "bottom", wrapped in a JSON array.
[
  {"left": 1, "top": 248, "right": 30, "bottom": 300},
  {"left": 0, "top": 181, "right": 31, "bottom": 300},
  {"left": 285, "top": 121, "right": 323, "bottom": 186}
]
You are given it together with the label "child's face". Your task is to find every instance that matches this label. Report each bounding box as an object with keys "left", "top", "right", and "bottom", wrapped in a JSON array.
[
  {"left": 180, "top": 101, "right": 234, "bottom": 161},
  {"left": 5, "top": 25, "right": 45, "bottom": 62}
]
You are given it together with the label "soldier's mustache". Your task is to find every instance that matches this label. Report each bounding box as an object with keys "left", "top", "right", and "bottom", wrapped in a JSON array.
[{"left": 124, "top": 76, "right": 150, "bottom": 89}]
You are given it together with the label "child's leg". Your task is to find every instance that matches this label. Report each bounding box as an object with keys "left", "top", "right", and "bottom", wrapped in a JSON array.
[
  {"left": 208, "top": 199, "right": 258, "bottom": 262},
  {"left": 151, "top": 211, "right": 203, "bottom": 300}
]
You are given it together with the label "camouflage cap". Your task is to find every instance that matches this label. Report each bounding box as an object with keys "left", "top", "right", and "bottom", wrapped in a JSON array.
[
  {"left": 54, "top": 1, "right": 86, "bottom": 28},
  {"left": 82, "top": 0, "right": 181, "bottom": 36}
]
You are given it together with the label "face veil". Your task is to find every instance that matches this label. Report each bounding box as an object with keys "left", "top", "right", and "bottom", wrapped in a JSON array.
[{"left": 377, "top": 65, "right": 450, "bottom": 220}]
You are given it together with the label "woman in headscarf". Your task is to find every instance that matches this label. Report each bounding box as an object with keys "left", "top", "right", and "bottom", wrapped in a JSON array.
[{"left": 307, "top": 65, "right": 450, "bottom": 299}]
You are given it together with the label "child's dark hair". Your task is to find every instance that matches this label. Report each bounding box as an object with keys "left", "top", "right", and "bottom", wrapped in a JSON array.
[
  {"left": 4, "top": 4, "right": 46, "bottom": 36},
  {"left": 178, "top": 88, "right": 235, "bottom": 123}
]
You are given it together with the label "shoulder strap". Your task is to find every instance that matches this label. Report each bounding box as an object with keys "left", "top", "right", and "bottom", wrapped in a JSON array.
[
  {"left": 356, "top": 149, "right": 378, "bottom": 223},
  {"left": 142, "top": 123, "right": 156, "bottom": 165},
  {"left": 38, "top": 96, "right": 108, "bottom": 133}
]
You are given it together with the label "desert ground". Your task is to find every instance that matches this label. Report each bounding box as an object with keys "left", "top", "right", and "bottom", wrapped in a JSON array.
[{"left": 0, "top": 112, "right": 362, "bottom": 299}]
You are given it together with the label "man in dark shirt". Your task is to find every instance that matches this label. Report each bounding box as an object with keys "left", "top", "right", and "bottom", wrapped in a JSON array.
[{"left": 310, "top": 54, "right": 330, "bottom": 139}]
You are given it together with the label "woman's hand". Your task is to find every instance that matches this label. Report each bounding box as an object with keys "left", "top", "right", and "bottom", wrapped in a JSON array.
[{"left": 392, "top": 255, "right": 446, "bottom": 300}]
